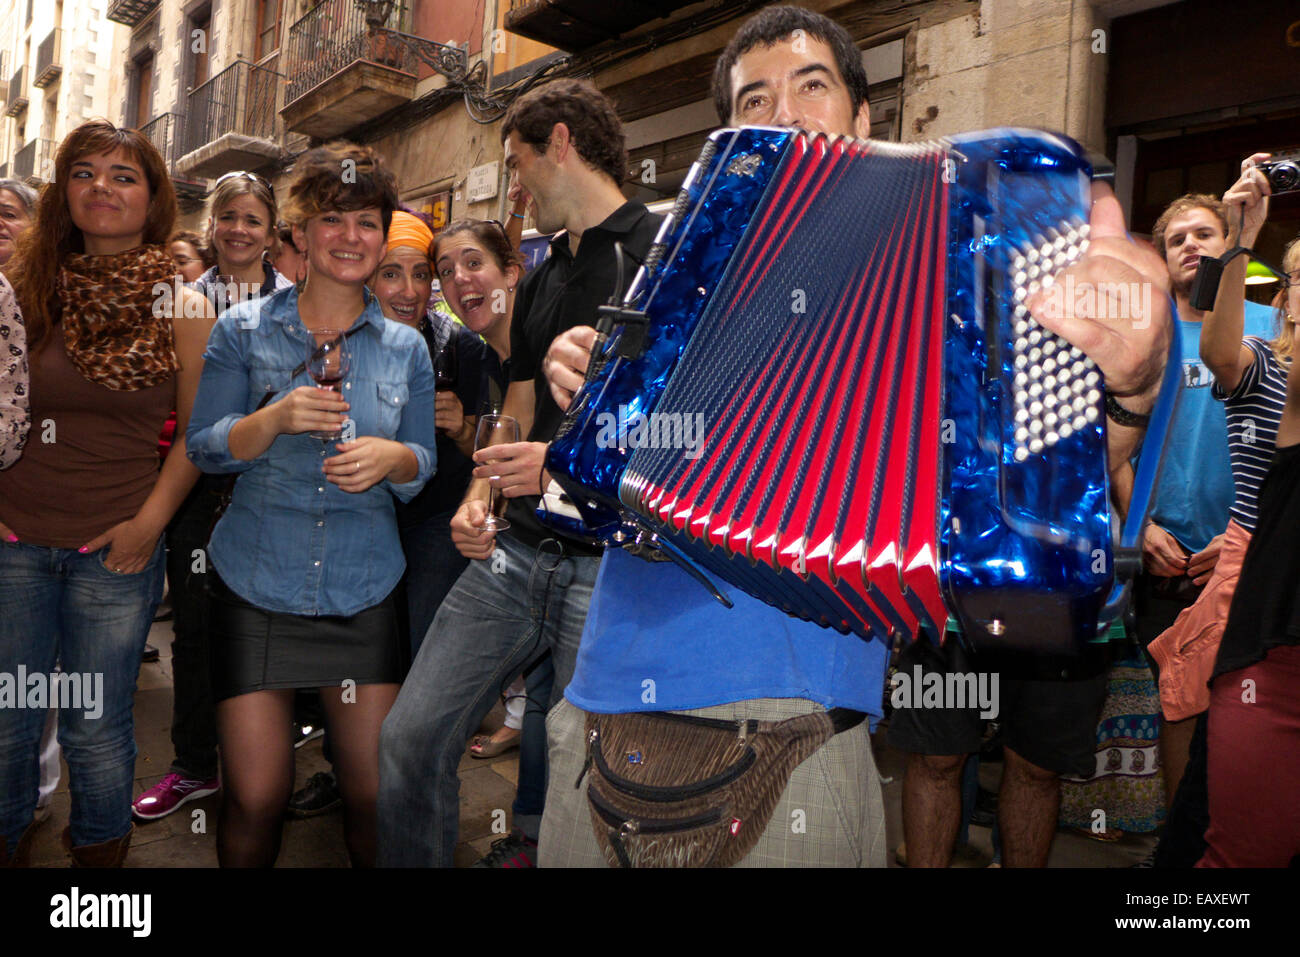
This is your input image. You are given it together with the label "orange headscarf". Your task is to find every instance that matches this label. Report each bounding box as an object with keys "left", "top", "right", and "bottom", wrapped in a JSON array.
[{"left": 386, "top": 211, "right": 434, "bottom": 258}]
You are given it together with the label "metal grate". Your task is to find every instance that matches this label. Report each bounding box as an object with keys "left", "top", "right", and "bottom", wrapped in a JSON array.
[
  {"left": 106, "top": 0, "right": 162, "bottom": 28},
  {"left": 283, "top": 0, "right": 412, "bottom": 106},
  {"left": 33, "top": 28, "right": 62, "bottom": 89},
  {"left": 4, "top": 67, "right": 28, "bottom": 117},
  {"left": 181, "top": 60, "right": 284, "bottom": 158},
  {"left": 14, "top": 138, "right": 55, "bottom": 184}
]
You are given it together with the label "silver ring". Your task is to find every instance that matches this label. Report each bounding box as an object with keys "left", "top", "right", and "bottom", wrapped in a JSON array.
[{"left": 355, "top": 461, "right": 360, "bottom": 472}]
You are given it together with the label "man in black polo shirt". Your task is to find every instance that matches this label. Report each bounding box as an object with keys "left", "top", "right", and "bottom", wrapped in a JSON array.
[{"left": 377, "top": 78, "right": 661, "bottom": 868}]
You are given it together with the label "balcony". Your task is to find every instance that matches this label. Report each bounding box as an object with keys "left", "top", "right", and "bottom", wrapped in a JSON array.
[
  {"left": 106, "top": 0, "right": 162, "bottom": 27},
  {"left": 176, "top": 61, "right": 285, "bottom": 178},
  {"left": 33, "top": 29, "right": 62, "bottom": 89},
  {"left": 14, "top": 139, "right": 55, "bottom": 185},
  {"left": 139, "top": 112, "right": 208, "bottom": 210},
  {"left": 281, "top": 0, "right": 417, "bottom": 139},
  {"left": 504, "top": 0, "right": 703, "bottom": 52},
  {"left": 4, "top": 67, "right": 27, "bottom": 118}
]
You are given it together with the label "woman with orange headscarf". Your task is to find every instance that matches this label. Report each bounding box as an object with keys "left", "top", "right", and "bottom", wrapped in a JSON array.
[{"left": 370, "top": 211, "right": 503, "bottom": 656}]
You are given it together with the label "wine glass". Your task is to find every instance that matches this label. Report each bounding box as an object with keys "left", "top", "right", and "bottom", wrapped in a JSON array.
[
  {"left": 304, "top": 329, "right": 350, "bottom": 441},
  {"left": 475, "top": 413, "right": 520, "bottom": 533},
  {"left": 434, "top": 336, "right": 459, "bottom": 391}
]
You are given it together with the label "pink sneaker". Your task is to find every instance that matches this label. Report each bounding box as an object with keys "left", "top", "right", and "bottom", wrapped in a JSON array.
[{"left": 132, "top": 773, "right": 220, "bottom": 821}]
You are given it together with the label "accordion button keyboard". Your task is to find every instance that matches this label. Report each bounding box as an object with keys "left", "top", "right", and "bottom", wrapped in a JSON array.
[{"left": 1007, "top": 222, "right": 1100, "bottom": 461}]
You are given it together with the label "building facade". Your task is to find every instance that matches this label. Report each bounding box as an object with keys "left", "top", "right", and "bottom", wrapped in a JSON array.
[
  {"left": 5, "top": 1, "right": 1297, "bottom": 264},
  {"left": 0, "top": 0, "right": 126, "bottom": 186}
]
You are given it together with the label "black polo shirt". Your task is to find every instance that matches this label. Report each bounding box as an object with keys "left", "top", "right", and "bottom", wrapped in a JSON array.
[{"left": 505, "top": 200, "right": 663, "bottom": 553}]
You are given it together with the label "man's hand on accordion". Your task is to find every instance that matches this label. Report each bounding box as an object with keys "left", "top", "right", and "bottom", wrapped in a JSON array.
[
  {"left": 1027, "top": 183, "right": 1172, "bottom": 403},
  {"left": 544, "top": 325, "right": 598, "bottom": 412},
  {"left": 1028, "top": 182, "right": 1174, "bottom": 466}
]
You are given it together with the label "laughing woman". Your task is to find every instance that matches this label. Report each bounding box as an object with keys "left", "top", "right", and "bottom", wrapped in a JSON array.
[
  {"left": 368, "top": 211, "right": 497, "bottom": 656},
  {"left": 0, "top": 121, "right": 214, "bottom": 867},
  {"left": 186, "top": 143, "right": 437, "bottom": 867}
]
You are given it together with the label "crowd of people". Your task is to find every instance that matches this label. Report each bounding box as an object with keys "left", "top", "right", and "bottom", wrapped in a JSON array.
[{"left": 0, "top": 4, "right": 1295, "bottom": 869}]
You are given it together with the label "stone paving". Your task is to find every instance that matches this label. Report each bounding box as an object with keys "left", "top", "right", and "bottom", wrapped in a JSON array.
[{"left": 26, "top": 616, "right": 1157, "bottom": 868}]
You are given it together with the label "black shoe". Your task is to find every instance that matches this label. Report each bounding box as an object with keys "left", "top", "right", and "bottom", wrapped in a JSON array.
[
  {"left": 286, "top": 772, "right": 341, "bottom": 818},
  {"left": 471, "top": 829, "right": 538, "bottom": 868},
  {"left": 153, "top": 598, "right": 173, "bottom": 622},
  {"left": 142, "top": 643, "right": 160, "bottom": 663}
]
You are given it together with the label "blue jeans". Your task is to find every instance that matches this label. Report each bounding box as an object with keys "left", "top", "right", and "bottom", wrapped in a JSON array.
[
  {"left": 377, "top": 534, "right": 598, "bottom": 866},
  {"left": 398, "top": 509, "right": 469, "bottom": 661},
  {"left": 512, "top": 652, "right": 555, "bottom": 840},
  {"left": 0, "top": 538, "right": 165, "bottom": 848}
]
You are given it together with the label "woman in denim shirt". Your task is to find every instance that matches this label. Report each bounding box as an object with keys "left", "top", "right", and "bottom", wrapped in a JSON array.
[{"left": 187, "top": 143, "right": 437, "bottom": 867}]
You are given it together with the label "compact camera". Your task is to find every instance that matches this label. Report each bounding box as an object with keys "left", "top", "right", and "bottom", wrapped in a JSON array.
[{"left": 1258, "top": 151, "right": 1300, "bottom": 195}]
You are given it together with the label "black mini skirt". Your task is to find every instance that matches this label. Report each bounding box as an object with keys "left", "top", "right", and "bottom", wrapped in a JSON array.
[{"left": 208, "top": 571, "right": 404, "bottom": 701}]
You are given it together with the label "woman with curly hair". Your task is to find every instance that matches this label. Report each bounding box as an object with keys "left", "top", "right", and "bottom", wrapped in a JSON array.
[{"left": 186, "top": 142, "right": 438, "bottom": 867}]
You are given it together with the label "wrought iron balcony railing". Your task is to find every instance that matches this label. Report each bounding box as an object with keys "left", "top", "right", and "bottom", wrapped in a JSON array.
[
  {"left": 4, "top": 67, "right": 27, "bottom": 118},
  {"left": 33, "top": 29, "right": 63, "bottom": 89},
  {"left": 139, "top": 111, "right": 208, "bottom": 202},
  {"left": 14, "top": 138, "right": 55, "bottom": 184},
  {"left": 107, "top": 0, "right": 161, "bottom": 27},
  {"left": 140, "top": 111, "right": 183, "bottom": 170},
  {"left": 283, "top": 0, "right": 413, "bottom": 106},
  {"left": 182, "top": 59, "right": 283, "bottom": 158}
]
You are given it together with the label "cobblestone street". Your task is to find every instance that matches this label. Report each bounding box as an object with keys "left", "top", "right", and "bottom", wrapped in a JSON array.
[{"left": 24, "top": 617, "right": 1157, "bottom": 868}]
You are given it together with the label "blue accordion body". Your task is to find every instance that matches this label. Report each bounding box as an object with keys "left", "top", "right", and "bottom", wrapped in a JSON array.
[{"left": 546, "top": 126, "right": 1137, "bottom": 654}]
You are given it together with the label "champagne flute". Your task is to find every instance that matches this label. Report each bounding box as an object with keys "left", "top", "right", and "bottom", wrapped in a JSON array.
[
  {"left": 475, "top": 413, "right": 520, "bottom": 532},
  {"left": 305, "top": 329, "right": 350, "bottom": 441}
]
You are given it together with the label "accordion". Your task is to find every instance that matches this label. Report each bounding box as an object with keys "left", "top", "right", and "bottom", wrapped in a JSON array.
[{"left": 545, "top": 127, "right": 1166, "bottom": 655}]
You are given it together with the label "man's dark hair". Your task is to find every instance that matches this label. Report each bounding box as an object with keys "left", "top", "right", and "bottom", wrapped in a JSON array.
[
  {"left": 711, "top": 5, "right": 870, "bottom": 125},
  {"left": 500, "top": 78, "right": 627, "bottom": 186}
]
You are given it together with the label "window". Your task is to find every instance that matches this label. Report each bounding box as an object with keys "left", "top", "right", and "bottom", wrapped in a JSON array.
[
  {"left": 190, "top": 8, "right": 211, "bottom": 89},
  {"left": 132, "top": 52, "right": 154, "bottom": 129},
  {"left": 255, "top": 0, "right": 280, "bottom": 60}
]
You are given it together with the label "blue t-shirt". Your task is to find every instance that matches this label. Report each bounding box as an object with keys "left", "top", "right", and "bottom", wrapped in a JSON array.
[
  {"left": 1147, "top": 300, "right": 1273, "bottom": 552},
  {"left": 564, "top": 548, "right": 889, "bottom": 725}
]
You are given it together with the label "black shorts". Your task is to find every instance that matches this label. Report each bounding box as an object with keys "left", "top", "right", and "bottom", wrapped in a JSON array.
[{"left": 885, "top": 633, "right": 1111, "bottom": 777}]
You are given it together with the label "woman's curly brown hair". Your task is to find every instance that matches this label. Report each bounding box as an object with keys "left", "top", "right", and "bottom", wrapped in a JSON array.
[{"left": 281, "top": 141, "right": 399, "bottom": 234}]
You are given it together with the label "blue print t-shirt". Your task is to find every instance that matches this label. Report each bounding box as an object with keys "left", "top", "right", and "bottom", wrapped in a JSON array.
[
  {"left": 564, "top": 547, "right": 889, "bottom": 725},
  {"left": 1147, "top": 300, "right": 1274, "bottom": 552}
]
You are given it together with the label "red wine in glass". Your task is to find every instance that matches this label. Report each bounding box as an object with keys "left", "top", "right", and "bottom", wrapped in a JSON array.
[{"left": 305, "top": 329, "right": 350, "bottom": 440}]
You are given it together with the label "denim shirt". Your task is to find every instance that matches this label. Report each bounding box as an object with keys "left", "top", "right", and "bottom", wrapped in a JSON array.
[{"left": 187, "top": 285, "right": 437, "bottom": 616}]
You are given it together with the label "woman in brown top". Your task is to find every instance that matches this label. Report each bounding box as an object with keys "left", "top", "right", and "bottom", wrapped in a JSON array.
[{"left": 0, "top": 121, "right": 213, "bottom": 867}]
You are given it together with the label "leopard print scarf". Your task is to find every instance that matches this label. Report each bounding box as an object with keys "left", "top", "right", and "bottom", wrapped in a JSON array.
[{"left": 58, "top": 244, "right": 179, "bottom": 391}]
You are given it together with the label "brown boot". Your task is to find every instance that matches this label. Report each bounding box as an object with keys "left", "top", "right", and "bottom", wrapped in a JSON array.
[
  {"left": 61, "top": 823, "right": 134, "bottom": 867},
  {"left": 0, "top": 821, "right": 39, "bottom": 867}
]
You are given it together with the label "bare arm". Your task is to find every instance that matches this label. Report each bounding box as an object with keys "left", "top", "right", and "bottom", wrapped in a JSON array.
[{"left": 1201, "top": 154, "right": 1272, "bottom": 392}]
